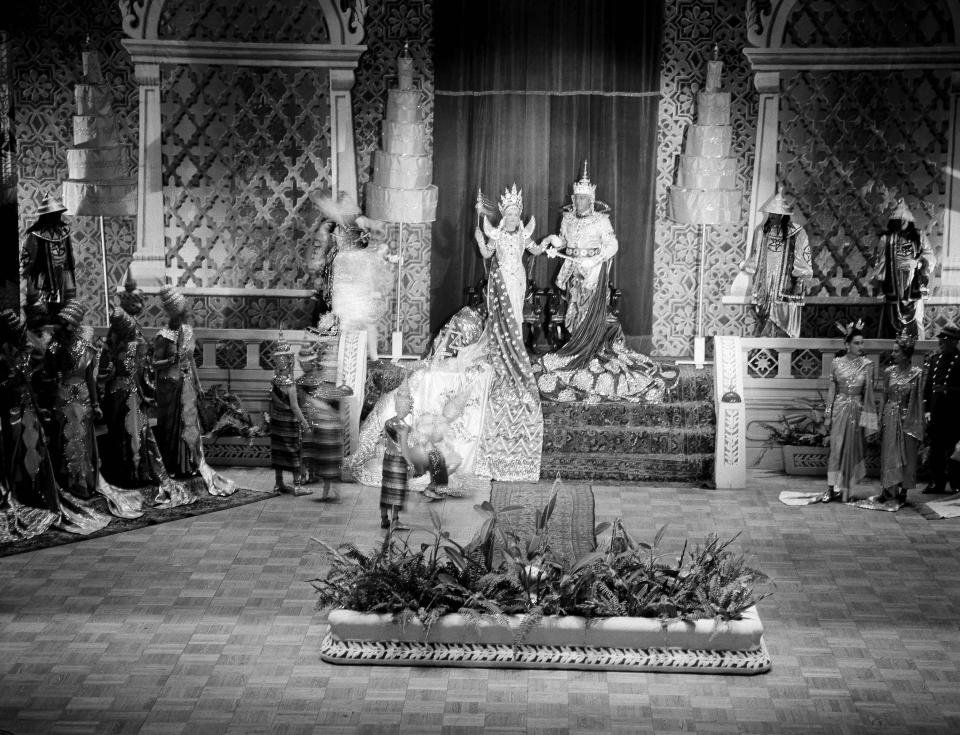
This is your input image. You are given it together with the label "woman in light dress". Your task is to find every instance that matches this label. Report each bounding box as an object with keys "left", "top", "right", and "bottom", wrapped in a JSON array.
[{"left": 822, "top": 322, "right": 878, "bottom": 502}]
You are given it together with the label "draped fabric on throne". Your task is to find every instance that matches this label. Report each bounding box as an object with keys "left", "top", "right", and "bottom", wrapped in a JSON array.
[{"left": 535, "top": 261, "right": 677, "bottom": 403}]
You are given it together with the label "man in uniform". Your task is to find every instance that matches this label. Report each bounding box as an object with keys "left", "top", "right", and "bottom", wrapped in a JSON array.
[{"left": 922, "top": 325, "right": 960, "bottom": 494}]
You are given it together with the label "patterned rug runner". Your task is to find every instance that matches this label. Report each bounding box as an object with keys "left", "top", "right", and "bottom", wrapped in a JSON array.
[
  {"left": 489, "top": 480, "right": 596, "bottom": 564},
  {"left": 0, "top": 485, "right": 273, "bottom": 558}
]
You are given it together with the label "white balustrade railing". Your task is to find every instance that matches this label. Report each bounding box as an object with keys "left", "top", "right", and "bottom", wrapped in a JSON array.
[{"left": 738, "top": 337, "right": 938, "bottom": 471}]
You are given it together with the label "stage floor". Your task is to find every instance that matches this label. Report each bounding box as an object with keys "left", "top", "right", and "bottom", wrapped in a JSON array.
[{"left": 1, "top": 469, "right": 959, "bottom": 733}]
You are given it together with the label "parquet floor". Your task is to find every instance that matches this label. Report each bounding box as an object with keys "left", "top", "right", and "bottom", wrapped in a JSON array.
[{"left": 2, "top": 469, "right": 960, "bottom": 734}]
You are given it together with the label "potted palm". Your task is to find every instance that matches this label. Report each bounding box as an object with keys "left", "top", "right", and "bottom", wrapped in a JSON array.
[{"left": 752, "top": 395, "right": 879, "bottom": 476}]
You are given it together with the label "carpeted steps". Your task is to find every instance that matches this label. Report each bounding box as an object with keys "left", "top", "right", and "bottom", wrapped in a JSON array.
[{"left": 540, "top": 367, "right": 715, "bottom": 482}]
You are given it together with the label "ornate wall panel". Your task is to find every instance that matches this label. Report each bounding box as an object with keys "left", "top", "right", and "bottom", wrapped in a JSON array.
[
  {"left": 13, "top": 0, "right": 138, "bottom": 324},
  {"left": 783, "top": 0, "right": 954, "bottom": 48},
  {"left": 160, "top": 63, "right": 332, "bottom": 290},
  {"left": 158, "top": 0, "right": 333, "bottom": 43},
  {"left": 653, "top": 0, "right": 757, "bottom": 356},
  {"left": 779, "top": 69, "right": 949, "bottom": 298}
]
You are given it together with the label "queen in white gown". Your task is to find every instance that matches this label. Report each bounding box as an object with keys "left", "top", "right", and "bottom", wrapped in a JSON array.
[{"left": 346, "top": 184, "right": 545, "bottom": 486}]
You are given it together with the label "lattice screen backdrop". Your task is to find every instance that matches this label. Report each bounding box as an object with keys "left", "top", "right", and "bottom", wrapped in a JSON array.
[
  {"left": 652, "top": 0, "right": 958, "bottom": 356},
  {"left": 160, "top": 63, "right": 332, "bottom": 291},
  {"left": 779, "top": 69, "right": 949, "bottom": 299}
]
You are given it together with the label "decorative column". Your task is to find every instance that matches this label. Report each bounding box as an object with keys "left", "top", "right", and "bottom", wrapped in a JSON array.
[
  {"left": 941, "top": 70, "right": 960, "bottom": 296},
  {"left": 129, "top": 61, "right": 165, "bottom": 286},
  {"left": 329, "top": 68, "right": 359, "bottom": 204},
  {"left": 732, "top": 71, "right": 780, "bottom": 297},
  {"left": 713, "top": 335, "right": 746, "bottom": 488}
]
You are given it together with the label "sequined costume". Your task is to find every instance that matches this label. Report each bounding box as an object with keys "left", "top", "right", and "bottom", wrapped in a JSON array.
[
  {"left": 553, "top": 206, "right": 618, "bottom": 332},
  {"left": 743, "top": 216, "right": 812, "bottom": 339},
  {"left": 0, "top": 329, "right": 60, "bottom": 541},
  {"left": 45, "top": 325, "right": 101, "bottom": 499},
  {"left": 923, "top": 346, "right": 960, "bottom": 493},
  {"left": 826, "top": 355, "right": 878, "bottom": 500},
  {"left": 879, "top": 364, "right": 923, "bottom": 493},
  {"left": 873, "top": 225, "right": 935, "bottom": 339},
  {"left": 534, "top": 172, "right": 677, "bottom": 403},
  {"left": 466, "top": 206, "right": 544, "bottom": 480},
  {"left": 98, "top": 321, "right": 178, "bottom": 502},
  {"left": 153, "top": 322, "right": 236, "bottom": 497}
]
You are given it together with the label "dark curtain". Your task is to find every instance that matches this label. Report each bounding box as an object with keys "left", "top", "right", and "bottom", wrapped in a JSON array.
[{"left": 430, "top": 0, "right": 664, "bottom": 336}]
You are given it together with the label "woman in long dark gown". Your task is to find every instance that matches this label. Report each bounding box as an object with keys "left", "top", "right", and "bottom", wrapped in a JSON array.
[
  {"left": 0, "top": 309, "right": 59, "bottom": 541},
  {"left": 153, "top": 285, "right": 235, "bottom": 496},
  {"left": 98, "top": 305, "right": 180, "bottom": 501}
]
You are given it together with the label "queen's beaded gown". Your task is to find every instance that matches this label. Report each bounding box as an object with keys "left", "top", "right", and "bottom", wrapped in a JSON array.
[
  {"left": 879, "top": 364, "right": 923, "bottom": 492},
  {"left": 348, "top": 218, "right": 543, "bottom": 484},
  {"left": 827, "top": 355, "right": 878, "bottom": 500}
]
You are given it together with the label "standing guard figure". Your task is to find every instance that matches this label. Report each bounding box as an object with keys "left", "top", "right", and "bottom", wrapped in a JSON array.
[
  {"left": 740, "top": 188, "right": 812, "bottom": 338},
  {"left": 871, "top": 198, "right": 936, "bottom": 339},
  {"left": 21, "top": 196, "right": 77, "bottom": 315}
]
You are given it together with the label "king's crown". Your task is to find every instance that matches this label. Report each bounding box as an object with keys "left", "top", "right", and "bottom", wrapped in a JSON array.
[{"left": 573, "top": 160, "right": 596, "bottom": 198}]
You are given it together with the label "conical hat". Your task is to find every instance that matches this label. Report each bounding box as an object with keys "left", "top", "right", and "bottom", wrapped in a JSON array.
[
  {"left": 37, "top": 196, "right": 67, "bottom": 216},
  {"left": 159, "top": 285, "right": 187, "bottom": 316},
  {"left": 890, "top": 198, "right": 915, "bottom": 223},
  {"left": 760, "top": 188, "right": 792, "bottom": 216}
]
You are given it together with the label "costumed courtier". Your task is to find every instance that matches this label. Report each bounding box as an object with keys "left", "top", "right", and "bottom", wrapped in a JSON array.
[
  {"left": 297, "top": 341, "right": 350, "bottom": 501},
  {"left": 534, "top": 164, "right": 677, "bottom": 402},
  {"left": 0, "top": 309, "right": 60, "bottom": 541},
  {"left": 268, "top": 333, "right": 312, "bottom": 496},
  {"left": 21, "top": 196, "right": 77, "bottom": 315},
  {"left": 875, "top": 331, "right": 923, "bottom": 506},
  {"left": 922, "top": 325, "right": 960, "bottom": 495},
  {"left": 153, "top": 285, "right": 236, "bottom": 497},
  {"left": 740, "top": 188, "right": 812, "bottom": 338},
  {"left": 871, "top": 198, "right": 936, "bottom": 339},
  {"left": 97, "top": 275, "right": 182, "bottom": 505},
  {"left": 822, "top": 320, "right": 878, "bottom": 503}
]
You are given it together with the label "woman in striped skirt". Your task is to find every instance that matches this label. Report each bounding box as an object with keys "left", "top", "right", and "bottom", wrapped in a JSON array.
[
  {"left": 269, "top": 336, "right": 311, "bottom": 496},
  {"left": 297, "top": 346, "right": 351, "bottom": 501},
  {"left": 380, "top": 386, "right": 412, "bottom": 529}
]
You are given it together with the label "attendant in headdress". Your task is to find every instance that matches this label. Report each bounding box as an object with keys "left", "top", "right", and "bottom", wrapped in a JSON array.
[
  {"left": 43, "top": 300, "right": 101, "bottom": 500},
  {"left": 98, "top": 282, "right": 180, "bottom": 502},
  {"left": 822, "top": 320, "right": 879, "bottom": 502},
  {"left": 876, "top": 332, "right": 924, "bottom": 504},
  {"left": 153, "top": 285, "right": 236, "bottom": 496},
  {"left": 922, "top": 325, "right": 960, "bottom": 494},
  {"left": 871, "top": 199, "right": 935, "bottom": 339},
  {"left": 0, "top": 309, "right": 59, "bottom": 541},
  {"left": 269, "top": 334, "right": 311, "bottom": 496},
  {"left": 21, "top": 196, "right": 77, "bottom": 316},
  {"left": 297, "top": 342, "right": 351, "bottom": 501},
  {"left": 380, "top": 386, "right": 412, "bottom": 529},
  {"left": 740, "top": 188, "right": 812, "bottom": 338}
]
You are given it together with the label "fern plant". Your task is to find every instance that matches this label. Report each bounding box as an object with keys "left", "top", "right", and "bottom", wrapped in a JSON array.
[{"left": 310, "top": 490, "right": 770, "bottom": 634}]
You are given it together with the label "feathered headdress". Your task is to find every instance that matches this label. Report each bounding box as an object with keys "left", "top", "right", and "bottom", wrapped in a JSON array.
[{"left": 835, "top": 318, "right": 865, "bottom": 337}]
